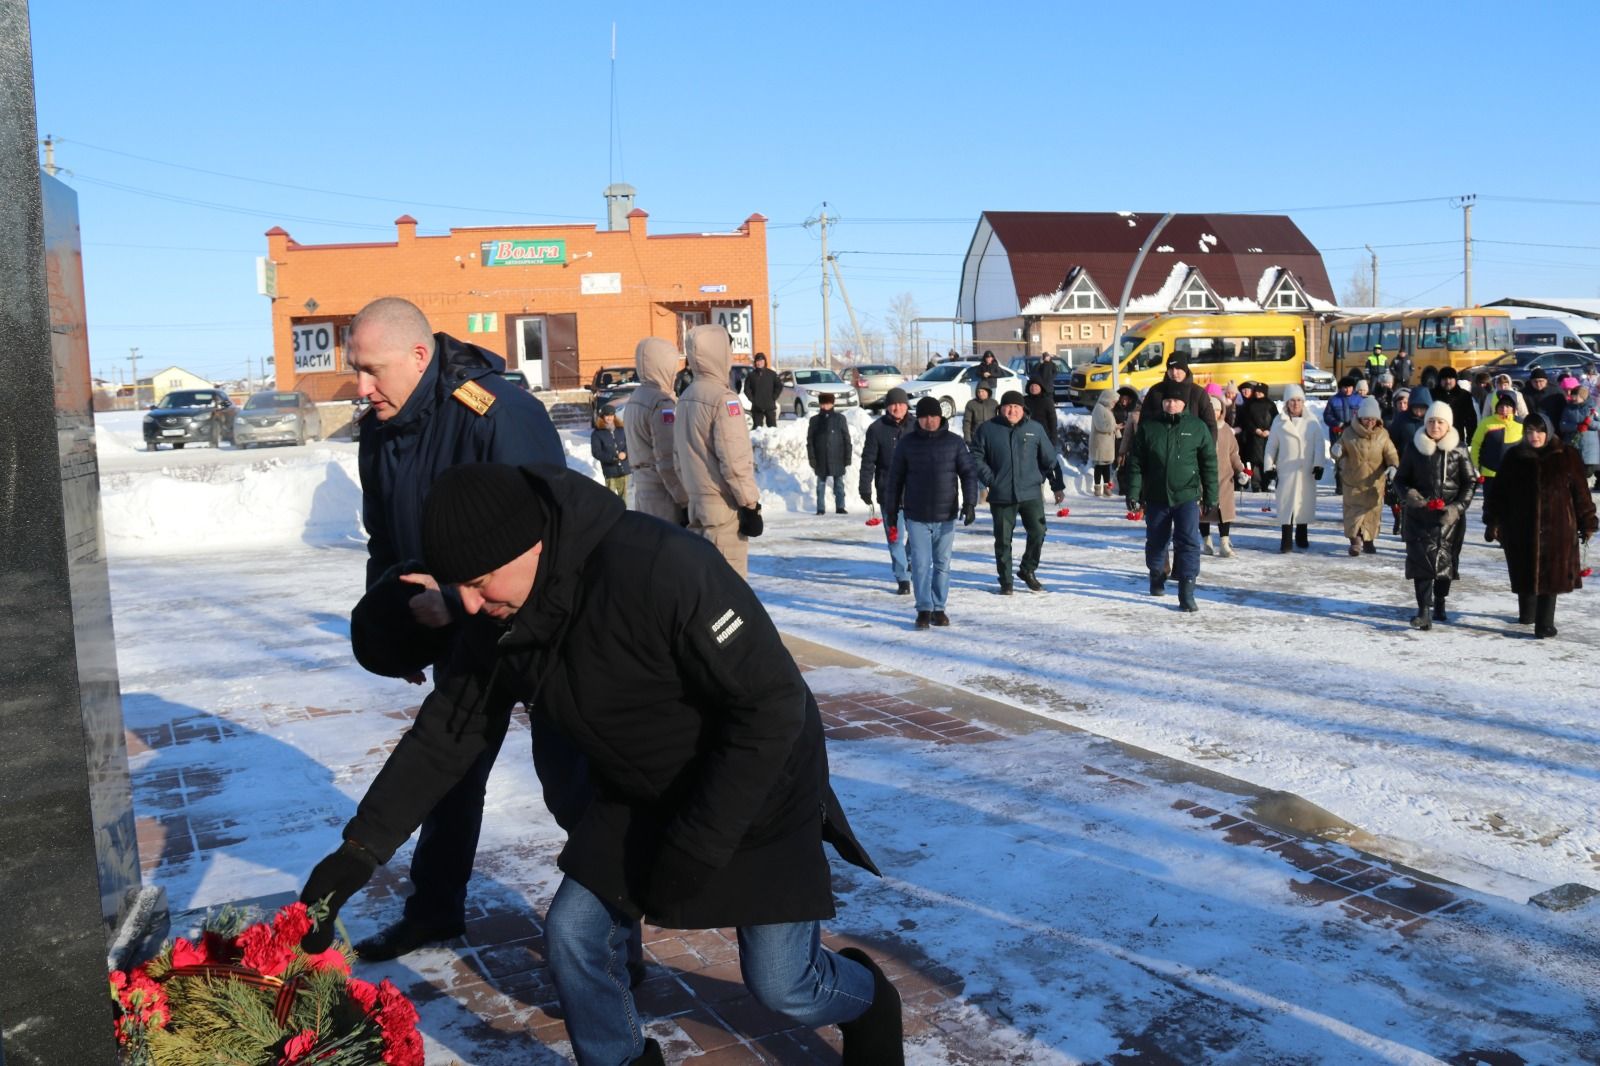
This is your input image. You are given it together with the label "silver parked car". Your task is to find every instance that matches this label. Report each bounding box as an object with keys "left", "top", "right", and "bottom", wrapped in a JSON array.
[
  {"left": 839, "top": 364, "right": 906, "bottom": 409},
  {"left": 778, "top": 368, "right": 859, "bottom": 419},
  {"left": 233, "top": 390, "right": 323, "bottom": 448}
]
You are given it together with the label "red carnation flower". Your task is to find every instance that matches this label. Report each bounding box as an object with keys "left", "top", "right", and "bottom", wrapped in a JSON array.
[
  {"left": 237, "top": 923, "right": 294, "bottom": 977},
  {"left": 1426, "top": 497, "right": 1446, "bottom": 511},
  {"left": 170, "top": 936, "right": 208, "bottom": 968},
  {"left": 346, "top": 977, "right": 379, "bottom": 1013},
  {"left": 280, "top": 1029, "right": 318, "bottom": 1064},
  {"left": 272, "top": 902, "right": 313, "bottom": 947},
  {"left": 303, "top": 945, "right": 350, "bottom": 974}
]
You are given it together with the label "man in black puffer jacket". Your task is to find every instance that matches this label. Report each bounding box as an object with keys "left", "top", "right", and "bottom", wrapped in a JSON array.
[
  {"left": 297, "top": 463, "right": 904, "bottom": 1066},
  {"left": 742, "top": 352, "right": 783, "bottom": 428},
  {"left": 884, "top": 397, "right": 980, "bottom": 628},
  {"left": 859, "top": 388, "right": 914, "bottom": 593}
]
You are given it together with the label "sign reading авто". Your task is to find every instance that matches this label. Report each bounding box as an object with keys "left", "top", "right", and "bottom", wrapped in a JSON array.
[
  {"left": 483, "top": 239, "right": 566, "bottom": 266},
  {"left": 292, "top": 323, "right": 337, "bottom": 373}
]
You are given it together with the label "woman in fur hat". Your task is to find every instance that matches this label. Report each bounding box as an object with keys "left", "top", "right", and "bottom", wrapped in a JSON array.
[
  {"left": 1333, "top": 396, "right": 1400, "bottom": 556},
  {"left": 1392, "top": 400, "right": 1477, "bottom": 629},
  {"left": 1482, "top": 412, "right": 1598, "bottom": 637}
]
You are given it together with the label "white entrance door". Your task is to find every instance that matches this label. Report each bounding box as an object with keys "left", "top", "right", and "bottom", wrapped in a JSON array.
[{"left": 515, "top": 317, "right": 549, "bottom": 389}]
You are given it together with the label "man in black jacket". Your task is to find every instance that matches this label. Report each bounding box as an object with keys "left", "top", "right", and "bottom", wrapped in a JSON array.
[
  {"left": 859, "top": 387, "right": 914, "bottom": 594},
  {"left": 971, "top": 391, "right": 1066, "bottom": 593},
  {"left": 884, "top": 397, "right": 980, "bottom": 628},
  {"left": 1434, "top": 366, "right": 1478, "bottom": 441},
  {"left": 807, "top": 392, "right": 852, "bottom": 514},
  {"left": 1137, "top": 353, "right": 1217, "bottom": 431},
  {"left": 299, "top": 463, "right": 903, "bottom": 1066},
  {"left": 346, "top": 296, "right": 576, "bottom": 962},
  {"left": 742, "top": 352, "right": 782, "bottom": 428}
]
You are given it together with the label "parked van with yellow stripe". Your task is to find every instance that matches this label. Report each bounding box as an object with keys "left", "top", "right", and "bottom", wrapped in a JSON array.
[{"left": 1066, "top": 312, "right": 1307, "bottom": 405}]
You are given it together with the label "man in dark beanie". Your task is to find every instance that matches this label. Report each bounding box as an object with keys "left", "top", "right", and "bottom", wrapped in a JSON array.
[
  {"left": 860, "top": 386, "right": 915, "bottom": 593},
  {"left": 297, "top": 462, "right": 904, "bottom": 1066},
  {"left": 1126, "top": 379, "right": 1218, "bottom": 611},
  {"left": 883, "top": 396, "right": 981, "bottom": 627},
  {"left": 1138, "top": 352, "right": 1217, "bottom": 431},
  {"left": 344, "top": 295, "right": 567, "bottom": 962},
  {"left": 971, "top": 390, "right": 1065, "bottom": 593}
]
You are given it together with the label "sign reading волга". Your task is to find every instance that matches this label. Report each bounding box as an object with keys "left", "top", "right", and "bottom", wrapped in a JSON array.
[
  {"left": 291, "top": 322, "right": 337, "bottom": 373},
  {"left": 483, "top": 239, "right": 566, "bottom": 266}
]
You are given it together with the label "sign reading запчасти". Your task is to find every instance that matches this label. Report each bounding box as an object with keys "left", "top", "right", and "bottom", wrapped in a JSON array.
[{"left": 482, "top": 239, "right": 566, "bottom": 266}]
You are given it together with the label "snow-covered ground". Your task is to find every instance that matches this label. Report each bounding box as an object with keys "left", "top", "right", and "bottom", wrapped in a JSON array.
[
  {"left": 96, "top": 407, "right": 1600, "bottom": 1061},
  {"left": 97, "top": 407, "right": 1599, "bottom": 900}
]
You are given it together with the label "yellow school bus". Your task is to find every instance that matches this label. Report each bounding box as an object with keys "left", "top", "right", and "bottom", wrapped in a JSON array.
[
  {"left": 1066, "top": 312, "right": 1307, "bottom": 404},
  {"left": 1327, "top": 307, "right": 1513, "bottom": 379}
]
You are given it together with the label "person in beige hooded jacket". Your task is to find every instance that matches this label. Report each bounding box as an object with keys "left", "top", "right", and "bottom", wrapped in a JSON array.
[
  {"left": 674, "top": 324, "right": 762, "bottom": 576},
  {"left": 625, "top": 336, "right": 689, "bottom": 524}
]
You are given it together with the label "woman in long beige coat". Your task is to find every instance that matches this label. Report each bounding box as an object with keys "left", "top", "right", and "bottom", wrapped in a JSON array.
[
  {"left": 1332, "top": 395, "right": 1399, "bottom": 555},
  {"left": 1201, "top": 394, "right": 1245, "bottom": 556}
]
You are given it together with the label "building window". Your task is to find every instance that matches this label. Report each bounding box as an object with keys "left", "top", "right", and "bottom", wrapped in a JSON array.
[
  {"left": 467, "top": 312, "right": 499, "bottom": 333},
  {"left": 1056, "top": 272, "right": 1110, "bottom": 312},
  {"left": 1264, "top": 273, "right": 1310, "bottom": 311},
  {"left": 1174, "top": 273, "right": 1218, "bottom": 311}
]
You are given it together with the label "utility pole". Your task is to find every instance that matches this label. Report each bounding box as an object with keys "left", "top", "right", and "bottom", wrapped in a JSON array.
[
  {"left": 819, "top": 205, "right": 830, "bottom": 366},
  {"left": 127, "top": 347, "right": 140, "bottom": 403},
  {"left": 1456, "top": 193, "right": 1476, "bottom": 306},
  {"left": 770, "top": 296, "right": 779, "bottom": 369},
  {"left": 828, "top": 256, "right": 870, "bottom": 367},
  {"left": 1364, "top": 244, "right": 1379, "bottom": 305}
]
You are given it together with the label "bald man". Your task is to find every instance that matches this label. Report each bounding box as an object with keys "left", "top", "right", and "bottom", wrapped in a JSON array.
[{"left": 344, "top": 296, "right": 576, "bottom": 961}]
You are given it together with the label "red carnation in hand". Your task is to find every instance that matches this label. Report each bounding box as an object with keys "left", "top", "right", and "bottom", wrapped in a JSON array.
[
  {"left": 237, "top": 923, "right": 294, "bottom": 977},
  {"left": 272, "top": 902, "right": 313, "bottom": 947},
  {"left": 280, "top": 1030, "right": 318, "bottom": 1064},
  {"left": 1426, "top": 497, "right": 1446, "bottom": 511}
]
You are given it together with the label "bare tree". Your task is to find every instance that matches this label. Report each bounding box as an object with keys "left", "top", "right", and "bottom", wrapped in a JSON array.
[
  {"left": 1341, "top": 264, "right": 1374, "bottom": 307},
  {"left": 832, "top": 316, "right": 882, "bottom": 367},
  {"left": 884, "top": 292, "right": 919, "bottom": 368}
]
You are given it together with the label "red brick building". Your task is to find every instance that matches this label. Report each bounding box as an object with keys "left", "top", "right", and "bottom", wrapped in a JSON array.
[{"left": 263, "top": 208, "right": 769, "bottom": 401}]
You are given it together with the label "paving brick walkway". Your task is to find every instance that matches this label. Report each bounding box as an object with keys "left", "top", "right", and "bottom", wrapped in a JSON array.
[{"left": 133, "top": 637, "right": 1579, "bottom": 1064}]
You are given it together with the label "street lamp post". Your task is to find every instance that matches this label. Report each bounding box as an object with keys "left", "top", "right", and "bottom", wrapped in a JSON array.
[{"left": 1110, "top": 212, "right": 1174, "bottom": 395}]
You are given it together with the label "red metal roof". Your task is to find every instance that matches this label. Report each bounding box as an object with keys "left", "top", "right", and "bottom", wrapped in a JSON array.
[{"left": 978, "top": 212, "right": 1335, "bottom": 308}]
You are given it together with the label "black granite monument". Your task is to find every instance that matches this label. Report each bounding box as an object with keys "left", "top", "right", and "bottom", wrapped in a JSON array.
[{"left": 1, "top": 3, "right": 166, "bottom": 1061}]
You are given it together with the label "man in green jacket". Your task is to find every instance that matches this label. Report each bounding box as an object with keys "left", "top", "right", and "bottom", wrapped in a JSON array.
[
  {"left": 971, "top": 390, "right": 1065, "bottom": 594},
  {"left": 1126, "top": 380, "right": 1219, "bottom": 612}
]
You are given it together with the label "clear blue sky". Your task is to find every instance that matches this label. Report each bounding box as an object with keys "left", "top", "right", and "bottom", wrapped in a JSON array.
[{"left": 29, "top": 0, "right": 1600, "bottom": 382}]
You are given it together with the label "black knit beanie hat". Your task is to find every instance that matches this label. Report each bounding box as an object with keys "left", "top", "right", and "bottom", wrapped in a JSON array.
[
  {"left": 422, "top": 464, "right": 549, "bottom": 585},
  {"left": 1000, "top": 390, "right": 1026, "bottom": 407}
]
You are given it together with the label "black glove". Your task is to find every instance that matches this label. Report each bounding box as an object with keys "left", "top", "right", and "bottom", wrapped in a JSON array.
[
  {"left": 860, "top": 491, "right": 873, "bottom": 507},
  {"left": 1313, "top": 467, "right": 1324, "bottom": 480},
  {"left": 644, "top": 841, "right": 718, "bottom": 912},
  {"left": 298, "top": 840, "right": 379, "bottom": 954},
  {"left": 737, "top": 505, "right": 763, "bottom": 538},
  {"left": 962, "top": 503, "right": 976, "bottom": 526}
]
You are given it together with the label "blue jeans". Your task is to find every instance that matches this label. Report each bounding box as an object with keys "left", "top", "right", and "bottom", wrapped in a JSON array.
[
  {"left": 815, "top": 475, "right": 846, "bottom": 511},
  {"left": 882, "top": 509, "right": 909, "bottom": 582},
  {"left": 546, "top": 877, "right": 875, "bottom": 1065},
  {"left": 906, "top": 518, "right": 955, "bottom": 611},
  {"left": 1144, "top": 500, "right": 1201, "bottom": 581}
]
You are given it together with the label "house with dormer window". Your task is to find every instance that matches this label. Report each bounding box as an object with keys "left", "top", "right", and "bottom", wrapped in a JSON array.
[{"left": 957, "top": 212, "right": 1337, "bottom": 366}]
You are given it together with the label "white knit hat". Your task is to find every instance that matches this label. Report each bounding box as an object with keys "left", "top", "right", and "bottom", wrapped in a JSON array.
[
  {"left": 1425, "top": 400, "right": 1453, "bottom": 427},
  {"left": 1282, "top": 384, "right": 1305, "bottom": 403}
]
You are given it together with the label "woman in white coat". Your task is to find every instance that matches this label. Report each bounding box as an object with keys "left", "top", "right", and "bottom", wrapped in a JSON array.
[{"left": 1264, "top": 384, "right": 1328, "bottom": 552}]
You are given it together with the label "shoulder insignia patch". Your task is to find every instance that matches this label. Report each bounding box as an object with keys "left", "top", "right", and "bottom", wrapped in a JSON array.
[
  {"left": 710, "top": 607, "right": 746, "bottom": 647},
  {"left": 660, "top": 407, "right": 675, "bottom": 424},
  {"left": 452, "top": 379, "right": 496, "bottom": 415},
  {"left": 726, "top": 399, "right": 743, "bottom": 417}
]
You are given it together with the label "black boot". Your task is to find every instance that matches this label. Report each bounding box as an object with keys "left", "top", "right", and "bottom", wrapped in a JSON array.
[
  {"left": 915, "top": 610, "right": 931, "bottom": 630},
  {"left": 629, "top": 1039, "right": 665, "bottom": 1065},
  {"left": 838, "top": 948, "right": 904, "bottom": 1065},
  {"left": 1516, "top": 592, "right": 1535, "bottom": 625},
  {"left": 1534, "top": 594, "right": 1559, "bottom": 638},
  {"left": 354, "top": 915, "right": 466, "bottom": 961},
  {"left": 1149, "top": 569, "right": 1166, "bottom": 596},
  {"left": 1362, "top": 537, "right": 1377, "bottom": 555},
  {"left": 1177, "top": 579, "right": 1198, "bottom": 613},
  {"left": 1295, "top": 523, "right": 1310, "bottom": 549},
  {"left": 1279, "top": 525, "right": 1293, "bottom": 553},
  {"left": 1433, "top": 578, "right": 1451, "bottom": 623},
  {"left": 1409, "top": 578, "right": 1433, "bottom": 630}
]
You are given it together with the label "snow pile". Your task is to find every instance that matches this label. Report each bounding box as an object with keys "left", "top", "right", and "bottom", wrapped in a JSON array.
[{"left": 749, "top": 407, "right": 878, "bottom": 511}]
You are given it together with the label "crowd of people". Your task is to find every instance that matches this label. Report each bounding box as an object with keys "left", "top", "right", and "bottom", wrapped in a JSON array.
[{"left": 286, "top": 298, "right": 1596, "bottom": 1066}]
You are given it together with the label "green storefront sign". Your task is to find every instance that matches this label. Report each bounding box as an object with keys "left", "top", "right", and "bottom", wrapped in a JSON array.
[{"left": 483, "top": 238, "right": 566, "bottom": 266}]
